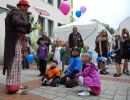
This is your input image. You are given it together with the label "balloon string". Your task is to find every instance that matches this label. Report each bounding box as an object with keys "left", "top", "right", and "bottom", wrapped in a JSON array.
[{"left": 65, "top": 17, "right": 67, "bottom": 40}]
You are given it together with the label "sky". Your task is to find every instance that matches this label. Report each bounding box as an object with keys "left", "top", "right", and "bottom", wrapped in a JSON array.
[{"left": 73, "top": 0, "right": 130, "bottom": 28}]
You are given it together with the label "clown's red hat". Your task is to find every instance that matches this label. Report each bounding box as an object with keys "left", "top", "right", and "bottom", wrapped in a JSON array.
[{"left": 17, "top": 0, "right": 30, "bottom": 7}]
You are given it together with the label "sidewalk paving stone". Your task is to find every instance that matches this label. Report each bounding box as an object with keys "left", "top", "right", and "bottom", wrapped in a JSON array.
[
  {"left": 127, "top": 96, "right": 130, "bottom": 100},
  {"left": 116, "top": 90, "right": 128, "bottom": 96},
  {"left": 53, "top": 97, "right": 72, "bottom": 100},
  {"left": 29, "top": 89, "right": 43, "bottom": 96},
  {"left": 0, "top": 63, "right": 130, "bottom": 100},
  {"left": 99, "top": 98, "right": 112, "bottom": 100},
  {"left": 43, "top": 90, "right": 58, "bottom": 95},
  {"left": 39, "top": 93, "right": 57, "bottom": 99},
  {"left": 66, "top": 95, "right": 83, "bottom": 100},
  {"left": 84, "top": 96, "right": 99, "bottom": 100},
  {"left": 100, "top": 94, "right": 114, "bottom": 99},
  {"left": 103, "top": 90, "right": 116, "bottom": 96},
  {"left": 113, "top": 95, "right": 126, "bottom": 100},
  {"left": 55, "top": 92, "right": 67, "bottom": 97}
]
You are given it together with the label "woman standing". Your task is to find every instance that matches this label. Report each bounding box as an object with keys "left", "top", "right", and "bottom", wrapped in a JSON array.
[
  {"left": 96, "top": 30, "right": 109, "bottom": 74},
  {"left": 113, "top": 35, "right": 122, "bottom": 77},
  {"left": 121, "top": 28, "right": 130, "bottom": 75}
]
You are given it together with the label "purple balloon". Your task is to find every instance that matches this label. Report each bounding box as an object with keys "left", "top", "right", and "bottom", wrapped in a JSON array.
[
  {"left": 60, "top": 1, "right": 70, "bottom": 16},
  {"left": 80, "top": 6, "right": 87, "bottom": 13}
]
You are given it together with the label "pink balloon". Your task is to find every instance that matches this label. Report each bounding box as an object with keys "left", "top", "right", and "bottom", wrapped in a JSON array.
[
  {"left": 60, "top": 1, "right": 70, "bottom": 16},
  {"left": 80, "top": 6, "right": 87, "bottom": 13}
]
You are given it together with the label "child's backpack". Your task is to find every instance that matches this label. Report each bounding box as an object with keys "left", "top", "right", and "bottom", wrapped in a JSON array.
[{"left": 65, "top": 80, "right": 78, "bottom": 88}]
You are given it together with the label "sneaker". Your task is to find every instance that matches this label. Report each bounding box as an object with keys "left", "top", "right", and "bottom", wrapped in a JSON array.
[
  {"left": 42, "top": 80, "right": 48, "bottom": 86},
  {"left": 16, "top": 90, "right": 28, "bottom": 95},
  {"left": 104, "top": 70, "right": 109, "bottom": 74},
  {"left": 125, "top": 71, "right": 130, "bottom": 76},
  {"left": 100, "top": 70, "right": 109, "bottom": 75},
  {"left": 113, "top": 73, "right": 120, "bottom": 77},
  {"left": 89, "top": 91, "right": 97, "bottom": 96},
  {"left": 78, "top": 91, "right": 90, "bottom": 96},
  {"left": 119, "top": 73, "right": 122, "bottom": 76}
]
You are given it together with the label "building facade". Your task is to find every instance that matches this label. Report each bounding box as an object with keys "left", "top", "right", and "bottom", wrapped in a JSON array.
[{"left": 0, "top": 0, "right": 72, "bottom": 64}]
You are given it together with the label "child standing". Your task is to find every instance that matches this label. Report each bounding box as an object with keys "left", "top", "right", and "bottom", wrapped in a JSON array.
[
  {"left": 113, "top": 35, "right": 122, "bottom": 77},
  {"left": 76, "top": 54, "right": 101, "bottom": 96},
  {"left": 64, "top": 41, "right": 71, "bottom": 65},
  {"left": 53, "top": 40, "right": 63, "bottom": 71},
  {"left": 37, "top": 37, "right": 48, "bottom": 76},
  {"left": 60, "top": 42, "right": 65, "bottom": 71},
  {"left": 41, "top": 60, "right": 61, "bottom": 87},
  {"left": 22, "top": 47, "right": 29, "bottom": 69}
]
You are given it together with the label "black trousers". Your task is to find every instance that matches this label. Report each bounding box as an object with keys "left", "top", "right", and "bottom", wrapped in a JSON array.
[
  {"left": 39, "top": 59, "right": 47, "bottom": 75},
  {"left": 22, "top": 56, "right": 29, "bottom": 69}
]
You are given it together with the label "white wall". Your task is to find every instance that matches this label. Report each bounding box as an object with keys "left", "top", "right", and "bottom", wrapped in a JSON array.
[
  {"left": 117, "top": 17, "right": 130, "bottom": 34},
  {"left": 0, "top": 0, "right": 71, "bottom": 64},
  {"left": 0, "top": 12, "right": 6, "bottom": 64}
]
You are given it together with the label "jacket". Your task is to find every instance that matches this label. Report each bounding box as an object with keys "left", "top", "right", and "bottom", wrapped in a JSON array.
[
  {"left": 3, "top": 8, "right": 31, "bottom": 75},
  {"left": 68, "top": 32, "right": 84, "bottom": 48}
]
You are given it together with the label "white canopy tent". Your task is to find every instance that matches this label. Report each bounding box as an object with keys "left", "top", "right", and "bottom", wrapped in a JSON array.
[
  {"left": 116, "top": 17, "right": 130, "bottom": 34},
  {"left": 53, "top": 18, "right": 112, "bottom": 62},
  {"left": 53, "top": 18, "right": 112, "bottom": 52}
]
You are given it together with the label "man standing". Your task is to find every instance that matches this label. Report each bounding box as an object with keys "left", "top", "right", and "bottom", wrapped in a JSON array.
[
  {"left": 68, "top": 26, "right": 84, "bottom": 49},
  {"left": 3, "top": 0, "right": 31, "bottom": 94}
]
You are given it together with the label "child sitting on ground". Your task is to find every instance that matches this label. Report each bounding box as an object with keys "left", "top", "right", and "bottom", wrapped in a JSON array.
[
  {"left": 41, "top": 60, "right": 61, "bottom": 87},
  {"left": 60, "top": 47, "right": 82, "bottom": 88},
  {"left": 76, "top": 54, "right": 101, "bottom": 96}
]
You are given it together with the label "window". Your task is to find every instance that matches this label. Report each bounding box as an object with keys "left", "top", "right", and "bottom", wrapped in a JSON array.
[
  {"left": 38, "top": 16, "right": 45, "bottom": 36},
  {"left": 48, "top": 0, "right": 53, "bottom": 5},
  {"left": 48, "top": 19, "right": 54, "bottom": 37},
  {"left": 58, "top": 23, "right": 62, "bottom": 26},
  {"left": 57, "top": 0, "right": 61, "bottom": 8}
]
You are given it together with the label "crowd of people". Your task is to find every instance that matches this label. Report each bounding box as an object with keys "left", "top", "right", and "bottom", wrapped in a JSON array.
[{"left": 3, "top": 0, "right": 130, "bottom": 97}]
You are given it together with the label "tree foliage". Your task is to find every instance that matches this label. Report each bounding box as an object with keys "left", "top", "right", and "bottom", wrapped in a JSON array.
[{"left": 104, "top": 24, "right": 115, "bottom": 35}]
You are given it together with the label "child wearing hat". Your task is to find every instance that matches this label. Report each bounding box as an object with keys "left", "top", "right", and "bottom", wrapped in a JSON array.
[{"left": 37, "top": 37, "right": 48, "bottom": 76}]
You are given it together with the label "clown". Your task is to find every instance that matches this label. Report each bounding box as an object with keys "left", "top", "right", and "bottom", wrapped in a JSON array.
[{"left": 3, "top": 0, "right": 31, "bottom": 95}]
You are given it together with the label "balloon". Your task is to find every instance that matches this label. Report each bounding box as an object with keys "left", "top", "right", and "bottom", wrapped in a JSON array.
[
  {"left": 80, "top": 6, "right": 87, "bottom": 13},
  {"left": 75, "top": 10, "right": 82, "bottom": 18},
  {"left": 60, "top": 1, "right": 70, "bottom": 15},
  {"left": 27, "top": 54, "right": 34, "bottom": 63}
]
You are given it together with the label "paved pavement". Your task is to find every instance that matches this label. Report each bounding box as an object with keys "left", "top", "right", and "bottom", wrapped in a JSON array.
[{"left": 0, "top": 63, "right": 130, "bottom": 100}]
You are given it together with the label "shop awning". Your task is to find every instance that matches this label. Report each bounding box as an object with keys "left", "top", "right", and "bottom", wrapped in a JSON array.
[{"left": 33, "top": 7, "right": 50, "bottom": 16}]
